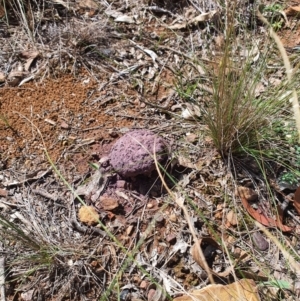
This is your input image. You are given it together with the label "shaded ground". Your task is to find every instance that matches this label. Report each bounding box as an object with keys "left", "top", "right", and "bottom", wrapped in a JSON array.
[{"left": 1, "top": 0, "right": 300, "bottom": 300}]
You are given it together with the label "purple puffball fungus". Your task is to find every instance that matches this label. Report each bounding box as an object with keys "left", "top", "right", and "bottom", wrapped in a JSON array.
[{"left": 109, "top": 130, "right": 169, "bottom": 177}]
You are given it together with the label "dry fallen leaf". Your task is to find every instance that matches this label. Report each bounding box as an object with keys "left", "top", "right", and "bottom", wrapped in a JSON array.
[
  {"left": 238, "top": 186, "right": 292, "bottom": 232},
  {"left": 285, "top": 6, "right": 300, "bottom": 17},
  {"left": 173, "top": 278, "right": 260, "bottom": 301}
]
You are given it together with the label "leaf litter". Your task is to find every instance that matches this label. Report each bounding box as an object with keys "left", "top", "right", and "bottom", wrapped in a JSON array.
[{"left": 0, "top": 0, "right": 300, "bottom": 300}]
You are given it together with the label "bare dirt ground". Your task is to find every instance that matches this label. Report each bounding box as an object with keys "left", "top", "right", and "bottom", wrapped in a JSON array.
[{"left": 1, "top": 0, "right": 300, "bottom": 300}]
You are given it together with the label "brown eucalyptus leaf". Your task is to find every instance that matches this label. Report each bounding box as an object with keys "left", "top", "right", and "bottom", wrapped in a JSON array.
[
  {"left": 238, "top": 187, "right": 292, "bottom": 232},
  {"left": 240, "top": 194, "right": 272, "bottom": 227},
  {"left": 173, "top": 279, "right": 260, "bottom": 301}
]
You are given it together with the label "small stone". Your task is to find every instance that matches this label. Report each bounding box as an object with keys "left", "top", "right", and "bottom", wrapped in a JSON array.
[
  {"left": 140, "top": 280, "right": 148, "bottom": 289},
  {"left": 99, "top": 196, "right": 119, "bottom": 210},
  {"left": 78, "top": 206, "right": 99, "bottom": 226},
  {"left": 61, "top": 121, "right": 70, "bottom": 129},
  {"left": 147, "top": 203, "right": 154, "bottom": 209},
  {"left": 252, "top": 232, "right": 269, "bottom": 251}
]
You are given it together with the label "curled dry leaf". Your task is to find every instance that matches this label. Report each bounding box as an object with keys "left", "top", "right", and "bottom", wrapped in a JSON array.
[
  {"left": 173, "top": 278, "right": 260, "bottom": 301},
  {"left": 20, "top": 50, "right": 40, "bottom": 71},
  {"left": 191, "top": 237, "right": 232, "bottom": 278},
  {"left": 238, "top": 186, "right": 292, "bottom": 233}
]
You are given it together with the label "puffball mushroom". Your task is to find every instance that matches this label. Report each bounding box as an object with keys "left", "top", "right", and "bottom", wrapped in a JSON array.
[{"left": 109, "top": 129, "right": 169, "bottom": 177}]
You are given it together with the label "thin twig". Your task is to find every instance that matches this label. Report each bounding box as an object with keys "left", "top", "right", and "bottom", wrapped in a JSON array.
[
  {"left": 32, "top": 188, "right": 58, "bottom": 202},
  {"left": 0, "top": 257, "right": 5, "bottom": 301}
]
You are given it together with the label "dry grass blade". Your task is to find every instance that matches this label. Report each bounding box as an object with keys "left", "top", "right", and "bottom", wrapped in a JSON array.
[{"left": 256, "top": 10, "right": 300, "bottom": 143}]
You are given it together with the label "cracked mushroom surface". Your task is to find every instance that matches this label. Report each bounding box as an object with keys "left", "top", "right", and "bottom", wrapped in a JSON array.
[{"left": 109, "top": 130, "right": 169, "bottom": 177}]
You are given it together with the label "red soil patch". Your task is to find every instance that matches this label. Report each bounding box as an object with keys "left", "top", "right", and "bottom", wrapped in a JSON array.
[{"left": 0, "top": 71, "right": 143, "bottom": 175}]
